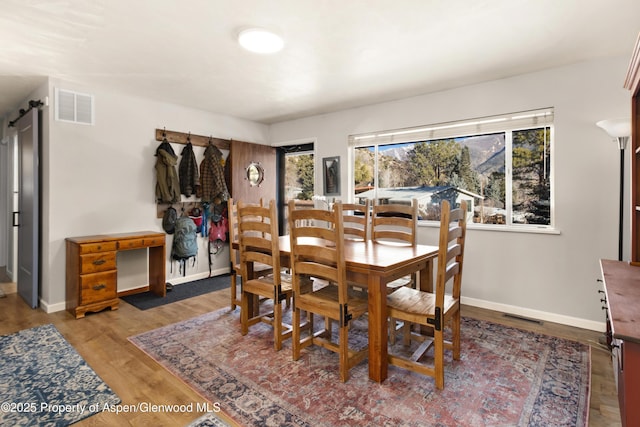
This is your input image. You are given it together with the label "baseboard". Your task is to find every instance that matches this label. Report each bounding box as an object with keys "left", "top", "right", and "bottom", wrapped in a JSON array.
[
  {"left": 116, "top": 267, "right": 232, "bottom": 293},
  {"left": 462, "top": 296, "right": 606, "bottom": 332},
  {"left": 165, "top": 267, "right": 232, "bottom": 286},
  {"left": 41, "top": 299, "right": 66, "bottom": 314}
]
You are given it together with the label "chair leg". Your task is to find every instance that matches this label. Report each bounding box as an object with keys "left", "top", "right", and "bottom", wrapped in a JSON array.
[
  {"left": 292, "top": 307, "right": 301, "bottom": 360},
  {"left": 339, "top": 323, "right": 349, "bottom": 383},
  {"left": 389, "top": 318, "right": 397, "bottom": 344},
  {"left": 402, "top": 321, "right": 412, "bottom": 345},
  {"left": 434, "top": 328, "right": 445, "bottom": 390},
  {"left": 240, "top": 291, "right": 249, "bottom": 336},
  {"left": 230, "top": 273, "right": 238, "bottom": 310},
  {"left": 274, "top": 299, "right": 283, "bottom": 351},
  {"left": 452, "top": 312, "right": 461, "bottom": 360}
]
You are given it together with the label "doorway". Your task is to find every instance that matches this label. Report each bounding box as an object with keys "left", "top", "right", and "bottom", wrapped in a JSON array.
[
  {"left": 1, "top": 132, "right": 18, "bottom": 283},
  {"left": 16, "top": 109, "right": 41, "bottom": 308},
  {"left": 276, "top": 142, "right": 314, "bottom": 234},
  {"left": 1, "top": 107, "right": 41, "bottom": 308}
]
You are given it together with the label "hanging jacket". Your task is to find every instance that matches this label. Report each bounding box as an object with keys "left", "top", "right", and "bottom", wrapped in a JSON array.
[
  {"left": 155, "top": 143, "right": 181, "bottom": 204},
  {"left": 179, "top": 142, "right": 199, "bottom": 197},
  {"left": 199, "top": 144, "right": 229, "bottom": 203}
]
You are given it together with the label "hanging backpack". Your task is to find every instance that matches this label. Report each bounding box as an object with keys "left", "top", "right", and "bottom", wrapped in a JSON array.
[
  {"left": 162, "top": 206, "right": 178, "bottom": 234},
  {"left": 207, "top": 213, "right": 228, "bottom": 276},
  {"left": 172, "top": 216, "right": 198, "bottom": 275}
]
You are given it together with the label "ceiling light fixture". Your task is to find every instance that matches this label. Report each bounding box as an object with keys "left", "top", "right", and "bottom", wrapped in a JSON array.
[{"left": 238, "top": 28, "right": 284, "bottom": 54}]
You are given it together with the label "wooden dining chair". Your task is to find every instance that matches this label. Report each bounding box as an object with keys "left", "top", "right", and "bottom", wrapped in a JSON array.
[
  {"left": 341, "top": 199, "right": 370, "bottom": 241},
  {"left": 386, "top": 200, "right": 467, "bottom": 389},
  {"left": 228, "top": 198, "right": 272, "bottom": 310},
  {"left": 371, "top": 199, "right": 418, "bottom": 245},
  {"left": 371, "top": 199, "right": 419, "bottom": 341},
  {"left": 287, "top": 200, "right": 368, "bottom": 382},
  {"left": 371, "top": 198, "right": 419, "bottom": 292},
  {"left": 238, "top": 199, "right": 292, "bottom": 351}
]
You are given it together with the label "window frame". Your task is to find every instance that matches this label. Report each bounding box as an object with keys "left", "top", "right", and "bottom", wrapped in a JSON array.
[{"left": 349, "top": 108, "right": 556, "bottom": 233}]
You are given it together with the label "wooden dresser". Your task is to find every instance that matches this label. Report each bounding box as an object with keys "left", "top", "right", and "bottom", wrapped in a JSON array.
[
  {"left": 600, "top": 259, "right": 640, "bottom": 427},
  {"left": 66, "top": 231, "right": 166, "bottom": 318}
]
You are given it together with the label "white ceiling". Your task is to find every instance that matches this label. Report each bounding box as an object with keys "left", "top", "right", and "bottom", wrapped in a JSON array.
[{"left": 1, "top": 0, "right": 639, "bottom": 124}]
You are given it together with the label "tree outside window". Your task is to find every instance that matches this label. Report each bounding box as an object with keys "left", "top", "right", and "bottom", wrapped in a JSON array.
[{"left": 352, "top": 117, "right": 553, "bottom": 228}]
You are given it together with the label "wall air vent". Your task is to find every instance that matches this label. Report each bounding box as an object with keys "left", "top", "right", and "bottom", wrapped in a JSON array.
[{"left": 55, "top": 88, "right": 94, "bottom": 125}]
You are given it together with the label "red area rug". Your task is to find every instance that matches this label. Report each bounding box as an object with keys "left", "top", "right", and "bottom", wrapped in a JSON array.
[{"left": 129, "top": 308, "right": 590, "bottom": 426}]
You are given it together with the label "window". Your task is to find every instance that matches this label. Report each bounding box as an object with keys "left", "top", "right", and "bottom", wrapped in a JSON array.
[{"left": 350, "top": 108, "right": 553, "bottom": 228}]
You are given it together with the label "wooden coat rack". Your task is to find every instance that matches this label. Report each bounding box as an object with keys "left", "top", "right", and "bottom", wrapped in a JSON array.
[
  {"left": 155, "top": 128, "right": 234, "bottom": 150},
  {"left": 155, "top": 128, "right": 241, "bottom": 218}
]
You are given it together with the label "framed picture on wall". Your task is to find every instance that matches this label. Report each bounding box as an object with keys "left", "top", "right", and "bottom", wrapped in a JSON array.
[{"left": 323, "top": 156, "right": 340, "bottom": 196}]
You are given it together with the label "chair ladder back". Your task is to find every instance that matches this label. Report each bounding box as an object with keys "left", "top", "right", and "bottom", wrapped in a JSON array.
[
  {"left": 228, "top": 198, "right": 240, "bottom": 267},
  {"left": 238, "top": 200, "right": 282, "bottom": 284},
  {"left": 229, "top": 198, "right": 268, "bottom": 267},
  {"left": 435, "top": 200, "right": 467, "bottom": 306},
  {"left": 342, "top": 199, "right": 370, "bottom": 241},
  {"left": 371, "top": 199, "right": 418, "bottom": 245},
  {"left": 288, "top": 200, "right": 347, "bottom": 303}
]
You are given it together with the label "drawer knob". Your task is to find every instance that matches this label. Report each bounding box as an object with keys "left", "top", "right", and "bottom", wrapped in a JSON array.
[
  {"left": 93, "top": 283, "right": 106, "bottom": 291},
  {"left": 92, "top": 259, "right": 106, "bottom": 266}
]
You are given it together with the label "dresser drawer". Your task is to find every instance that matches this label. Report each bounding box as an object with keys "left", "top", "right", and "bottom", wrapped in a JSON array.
[
  {"left": 80, "top": 251, "right": 116, "bottom": 274},
  {"left": 118, "top": 236, "right": 165, "bottom": 250},
  {"left": 79, "top": 271, "right": 117, "bottom": 305},
  {"left": 78, "top": 241, "right": 118, "bottom": 254}
]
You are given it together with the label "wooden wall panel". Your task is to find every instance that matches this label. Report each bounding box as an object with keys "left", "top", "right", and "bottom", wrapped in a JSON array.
[{"left": 229, "top": 140, "right": 276, "bottom": 205}]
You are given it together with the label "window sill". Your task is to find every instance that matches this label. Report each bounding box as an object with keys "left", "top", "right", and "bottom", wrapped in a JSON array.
[{"left": 418, "top": 221, "right": 561, "bottom": 235}]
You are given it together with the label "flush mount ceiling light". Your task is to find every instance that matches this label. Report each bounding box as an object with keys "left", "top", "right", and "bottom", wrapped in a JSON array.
[{"left": 238, "top": 28, "right": 284, "bottom": 54}]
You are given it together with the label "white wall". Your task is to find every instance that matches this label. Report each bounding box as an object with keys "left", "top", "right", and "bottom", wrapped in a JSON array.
[
  {"left": 40, "top": 79, "right": 269, "bottom": 312},
  {"left": 269, "top": 55, "right": 632, "bottom": 330}
]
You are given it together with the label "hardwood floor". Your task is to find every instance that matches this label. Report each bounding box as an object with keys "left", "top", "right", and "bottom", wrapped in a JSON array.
[{"left": 0, "top": 289, "right": 621, "bottom": 426}]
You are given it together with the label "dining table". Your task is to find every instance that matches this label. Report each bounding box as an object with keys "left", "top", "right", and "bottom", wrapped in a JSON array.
[{"left": 276, "top": 235, "right": 439, "bottom": 383}]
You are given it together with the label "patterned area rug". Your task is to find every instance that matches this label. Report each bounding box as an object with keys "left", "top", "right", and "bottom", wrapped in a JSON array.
[
  {"left": 0, "top": 324, "right": 121, "bottom": 426},
  {"left": 187, "top": 412, "right": 233, "bottom": 427},
  {"left": 129, "top": 308, "right": 590, "bottom": 427}
]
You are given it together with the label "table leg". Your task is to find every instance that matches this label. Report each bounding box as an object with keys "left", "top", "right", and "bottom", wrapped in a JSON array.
[
  {"left": 148, "top": 245, "right": 166, "bottom": 297},
  {"left": 368, "top": 273, "right": 387, "bottom": 382},
  {"left": 419, "top": 259, "right": 434, "bottom": 292}
]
